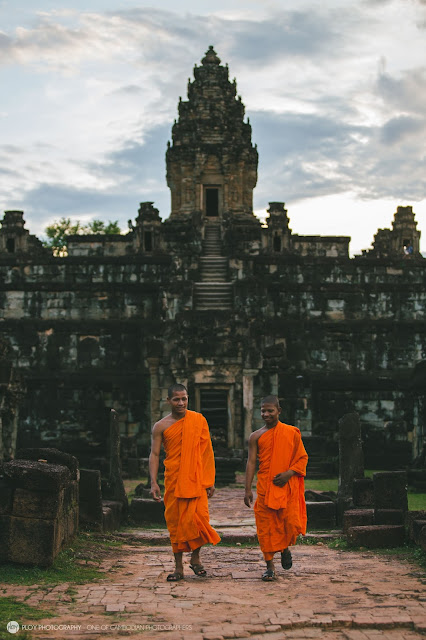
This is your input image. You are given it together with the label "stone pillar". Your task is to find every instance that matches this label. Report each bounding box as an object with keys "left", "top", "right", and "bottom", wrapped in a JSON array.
[
  {"left": 337, "top": 412, "right": 364, "bottom": 523},
  {"left": 243, "top": 369, "right": 257, "bottom": 444},
  {"left": 147, "top": 358, "right": 161, "bottom": 424},
  {"left": 107, "top": 409, "right": 128, "bottom": 519}
]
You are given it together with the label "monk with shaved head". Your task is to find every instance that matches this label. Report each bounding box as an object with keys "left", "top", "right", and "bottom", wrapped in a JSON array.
[
  {"left": 149, "top": 383, "right": 220, "bottom": 581},
  {"left": 244, "top": 395, "right": 308, "bottom": 581}
]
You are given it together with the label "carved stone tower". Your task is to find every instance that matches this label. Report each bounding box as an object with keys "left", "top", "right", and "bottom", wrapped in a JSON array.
[{"left": 166, "top": 46, "right": 258, "bottom": 223}]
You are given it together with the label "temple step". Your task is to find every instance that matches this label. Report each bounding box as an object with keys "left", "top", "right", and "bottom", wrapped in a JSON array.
[{"left": 194, "top": 282, "right": 233, "bottom": 310}]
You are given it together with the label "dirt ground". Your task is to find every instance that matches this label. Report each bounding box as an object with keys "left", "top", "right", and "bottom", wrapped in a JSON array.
[{"left": 1, "top": 487, "right": 425, "bottom": 640}]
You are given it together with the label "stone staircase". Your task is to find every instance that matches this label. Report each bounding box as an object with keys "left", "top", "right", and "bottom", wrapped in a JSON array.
[{"left": 194, "top": 224, "right": 233, "bottom": 310}]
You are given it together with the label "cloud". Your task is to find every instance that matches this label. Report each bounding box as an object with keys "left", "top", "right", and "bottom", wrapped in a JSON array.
[{"left": 380, "top": 115, "right": 425, "bottom": 145}]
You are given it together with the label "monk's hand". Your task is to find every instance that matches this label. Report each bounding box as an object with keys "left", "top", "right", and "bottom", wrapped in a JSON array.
[
  {"left": 206, "top": 485, "right": 215, "bottom": 498},
  {"left": 150, "top": 482, "right": 162, "bottom": 501},
  {"left": 272, "top": 470, "right": 294, "bottom": 487},
  {"left": 244, "top": 490, "right": 253, "bottom": 508}
]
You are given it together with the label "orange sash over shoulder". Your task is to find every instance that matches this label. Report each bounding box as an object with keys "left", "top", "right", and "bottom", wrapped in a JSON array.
[
  {"left": 163, "top": 410, "right": 220, "bottom": 553},
  {"left": 254, "top": 422, "right": 308, "bottom": 555}
]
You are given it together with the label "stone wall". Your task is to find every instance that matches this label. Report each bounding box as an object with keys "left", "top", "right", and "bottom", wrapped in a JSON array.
[{"left": 0, "top": 232, "right": 425, "bottom": 467}]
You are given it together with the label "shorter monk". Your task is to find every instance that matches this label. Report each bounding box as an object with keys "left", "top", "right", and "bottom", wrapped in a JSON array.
[
  {"left": 149, "top": 383, "right": 220, "bottom": 581},
  {"left": 244, "top": 395, "right": 308, "bottom": 581}
]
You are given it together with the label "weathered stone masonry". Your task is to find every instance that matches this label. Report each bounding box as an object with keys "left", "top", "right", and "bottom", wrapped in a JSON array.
[{"left": 0, "top": 47, "right": 425, "bottom": 472}]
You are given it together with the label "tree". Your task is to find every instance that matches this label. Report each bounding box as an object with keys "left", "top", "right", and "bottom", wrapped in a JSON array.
[{"left": 42, "top": 218, "right": 121, "bottom": 256}]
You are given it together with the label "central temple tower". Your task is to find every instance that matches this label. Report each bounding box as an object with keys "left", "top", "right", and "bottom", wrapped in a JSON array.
[{"left": 166, "top": 46, "right": 258, "bottom": 222}]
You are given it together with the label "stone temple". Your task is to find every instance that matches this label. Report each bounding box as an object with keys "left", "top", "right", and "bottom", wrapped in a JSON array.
[{"left": 0, "top": 46, "right": 425, "bottom": 475}]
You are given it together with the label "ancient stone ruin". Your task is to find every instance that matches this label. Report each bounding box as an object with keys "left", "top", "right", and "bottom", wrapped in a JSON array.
[
  {"left": 0, "top": 448, "right": 78, "bottom": 566},
  {"left": 0, "top": 46, "right": 424, "bottom": 484}
]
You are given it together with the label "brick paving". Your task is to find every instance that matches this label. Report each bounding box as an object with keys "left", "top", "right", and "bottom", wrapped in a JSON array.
[{"left": 1, "top": 486, "right": 425, "bottom": 639}]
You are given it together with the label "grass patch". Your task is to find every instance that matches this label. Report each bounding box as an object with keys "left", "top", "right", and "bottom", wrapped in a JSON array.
[
  {"left": 0, "top": 596, "right": 54, "bottom": 640},
  {"left": 375, "top": 544, "right": 426, "bottom": 569},
  {"left": 408, "top": 493, "right": 426, "bottom": 511},
  {"left": 0, "top": 533, "right": 117, "bottom": 587},
  {"left": 305, "top": 477, "right": 338, "bottom": 492}
]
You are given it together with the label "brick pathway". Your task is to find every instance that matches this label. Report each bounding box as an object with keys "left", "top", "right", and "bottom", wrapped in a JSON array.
[{"left": 1, "top": 487, "right": 425, "bottom": 640}]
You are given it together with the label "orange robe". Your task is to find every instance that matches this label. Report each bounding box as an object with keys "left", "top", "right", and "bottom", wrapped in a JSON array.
[
  {"left": 163, "top": 410, "right": 221, "bottom": 553},
  {"left": 254, "top": 422, "right": 308, "bottom": 561}
]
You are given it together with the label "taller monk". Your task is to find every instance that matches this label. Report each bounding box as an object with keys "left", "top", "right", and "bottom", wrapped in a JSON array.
[
  {"left": 149, "top": 383, "right": 220, "bottom": 581},
  {"left": 244, "top": 395, "right": 308, "bottom": 581}
]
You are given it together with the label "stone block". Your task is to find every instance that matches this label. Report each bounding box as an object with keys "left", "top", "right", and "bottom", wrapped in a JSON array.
[
  {"left": 411, "top": 519, "right": 426, "bottom": 545},
  {"left": 79, "top": 469, "right": 103, "bottom": 530},
  {"left": 12, "top": 487, "right": 64, "bottom": 519},
  {"left": 0, "top": 478, "right": 13, "bottom": 515},
  {"left": 347, "top": 525, "right": 406, "bottom": 548},
  {"left": 16, "top": 448, "right": 79, "bottom": 481},
  {"left": 7, "top": 515, "right": 60, "bottom": 566},
  {"left": 0, "top": 515, "right": 11, "bottom": 561},
  {"left": 373, "top": 471, "right": 408, "bottom": 511},
  {"left": 405, "top": 510, "right": 426, "bottom": 541},
  {"left": 374, "top": 509, "right": 404, "bottom": 525},
  {"left": 419, "top": 525, "right": 426, "bottom": 552},
  {"left": 306, "top": 501, "right": 336, "bottom": 530},
  {"left": 64, "top": 480, "right": 79, "bottom": 510},
  {"left": 3, "top": 460, "right": 71, "bottom": 493},
  {"left": 343, "top": 509, "right": 374, "bottom": 535},
  {"left": 352, "top": 478, "right": 374, "bottom": 507},
  {"left": 129, "top": 497, "right": 165, "bottom": 524},
  {"left": 102, "top": 500, "right": 122, "bottom": 531}
]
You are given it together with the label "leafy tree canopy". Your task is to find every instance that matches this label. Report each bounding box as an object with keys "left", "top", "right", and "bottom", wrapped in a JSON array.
[{"left": 43, "top": 218, "right": 122, "bottom": 255}]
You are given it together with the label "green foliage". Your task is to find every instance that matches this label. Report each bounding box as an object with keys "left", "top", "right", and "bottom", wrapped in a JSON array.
[
  {"left": 0, "top": 596, "right": 54, "bottom": 621},
  {"left": 42, "top": 217, "right": 121, "bottom": 255},
  {"left": 0, "top": 597, "right": 53, "bottom": 640}
]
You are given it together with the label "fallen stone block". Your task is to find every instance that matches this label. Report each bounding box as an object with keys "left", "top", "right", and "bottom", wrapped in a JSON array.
[
  {"left": 405, "top": 510, "right": 426, "bottom": 541},
  {"left": 16, "top": 448, "right": 79, "bottom": 481},
  {"left": 7, "top": 515, "right": 60, "bottom": 566},
  {"left": 129, "top": 497, "right": 165, "bottom": 524},
  {"left": 411, "top": 519, "right": 426, "bottom": 545},
  {"left": 347, "top": 524, "right": 406, "bottom": 548},
  {"left": 343, "top": 509, "right": 374, "bottom": 535},
  {"left": 306, "top": 501, "right": 336, "bottom": 529},
  {"left": 3, "top": 460, "right": 71, "bottom": 493},
  {"left": 102, "top": 500, "right": 122, "bottom": 532},
  {"left": 12, "top": 487, "right": 64, "bottom": 520}
]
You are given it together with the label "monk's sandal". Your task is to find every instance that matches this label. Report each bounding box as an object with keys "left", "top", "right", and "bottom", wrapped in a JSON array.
[
  {"left": 166, "top": 572, "right": 184, "bottom": 582},
  {"left": 189, "top": 563, "right": 207, "bottom": 577},
  {"left": 281, "top": 548, "right": 293, "bottom": 570},
  {"left": 261, "top": 569, "right": 276, "bottom": 581}
]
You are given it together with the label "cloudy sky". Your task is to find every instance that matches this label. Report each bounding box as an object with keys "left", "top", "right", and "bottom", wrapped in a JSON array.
[{"left": 1, "top": 0, "right": 425, "bottom": 255}]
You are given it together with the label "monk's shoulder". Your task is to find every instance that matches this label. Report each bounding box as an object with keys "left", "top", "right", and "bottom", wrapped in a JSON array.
[
  {"left": 153, "top": 415, "right": 173, "bottom": 433},
  {"left": 279, "top": 422, "right": 302, "bottom": 439},
  {"left": 249, "top": 426, "right": 267, "bottom": 443},
  {"left": 189, "top": 410, "right": 208, "bottom": 425}
]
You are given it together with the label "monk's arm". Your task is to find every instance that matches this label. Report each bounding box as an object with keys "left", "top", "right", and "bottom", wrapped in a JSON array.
[
  {"left": 149, "top": 424, "right": 163, "bottom": 501},
  {"left": 244, "top": 434, "right": 258, "bottom": 507},
  {"left": 273, "top": 433, "right": 308, "bottom": 486},
  {"left": 272, "top": 469, "right": 297, "bottom": 486}
]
